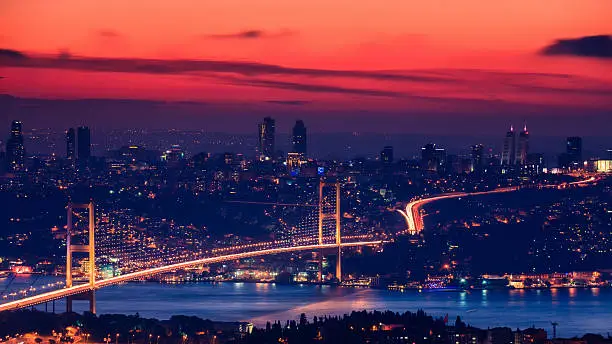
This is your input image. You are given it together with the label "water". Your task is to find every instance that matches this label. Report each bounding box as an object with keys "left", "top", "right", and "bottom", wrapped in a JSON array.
[{"left": 3, "top": 276, "right": 611, "bottom": 337}]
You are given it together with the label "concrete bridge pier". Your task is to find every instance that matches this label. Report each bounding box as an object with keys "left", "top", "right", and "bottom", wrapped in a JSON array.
[{"left": 66, "top": 290, "right": 96, "bottom": 314}]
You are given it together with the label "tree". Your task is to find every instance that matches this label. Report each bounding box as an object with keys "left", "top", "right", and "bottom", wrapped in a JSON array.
[{"left": 456, "top": 315, "right": 466, "bottom": 330}]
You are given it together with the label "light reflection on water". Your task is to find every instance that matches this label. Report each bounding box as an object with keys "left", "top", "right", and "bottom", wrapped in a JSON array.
[
  {"left": 94, "top": 283, "right": 612, "bottom": 337},
  {"left": 3, "top": 276, "right": 612, "bottom": 337}
]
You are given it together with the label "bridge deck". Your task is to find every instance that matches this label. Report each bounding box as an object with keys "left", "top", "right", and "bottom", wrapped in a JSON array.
[{"left": 0, "top": 241, "right": 382, "bottom": 312}]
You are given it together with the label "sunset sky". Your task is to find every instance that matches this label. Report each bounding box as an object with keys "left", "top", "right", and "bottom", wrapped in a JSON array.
[{"left": 1, "top": 0, "right": 611, "bottom": 134}]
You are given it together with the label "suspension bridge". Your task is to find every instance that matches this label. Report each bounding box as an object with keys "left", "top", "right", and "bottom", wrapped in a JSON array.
[
  {"left": 0, "top": 176, "right": 598, "bottom": 313},
  {"left": 0, "top": 180, "right": 382, "bottom": 313}
]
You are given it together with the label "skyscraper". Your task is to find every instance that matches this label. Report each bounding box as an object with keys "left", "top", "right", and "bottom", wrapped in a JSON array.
[
  {"left": 471, "top": 144, "right": 484, "bottom": 172},
  {"left": 516, "top": 124, "right": 529, "bottom": 165},
  {"left": 77, "top": 126, "right": 91, "bottom": 162},
  {"left": 6, "top": 120, "right": 25, "bottom": 172},
  {"left": 566, "top": 136, "right": 582, "bottom": 163},
  {"left": 291, "top": 120, "right": 307, "bottom": 155},
  {"left": 66, "top": 128, "right": 76, "bottom": 160},
  {"left": 380, "top": 146, "right": 393, "bottom": 164},
  {"left": 258, "top": 117, "right": 275, "bottom": 161},
  {"left": 501, "top": 125, "right": 516, "bottom": 166},
  {"left": 421, "top": 143, "right": 446, "bottom": 173}
]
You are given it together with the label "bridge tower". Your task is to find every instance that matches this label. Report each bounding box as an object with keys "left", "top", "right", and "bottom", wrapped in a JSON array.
[
  {"left": 66, "top": 201, "right": 96, "bottom": 313},
  {"left": 317, "top": 180, "right": 342, "bottom": 283}
]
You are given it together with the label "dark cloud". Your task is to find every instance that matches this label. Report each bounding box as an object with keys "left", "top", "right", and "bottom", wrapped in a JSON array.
[
  {"left": 0, "top": 48, "right": 450, "bottom": 83},
  {"left": 99, "top": 29, "right": 121, "bottom": 38},
  {"left": 220, "top": 77, "right": 404, "bottom": 97},
  {"left": 541, "top": 35, "right": 612, "bottom": 59},
  {"left": 504, "top": 82, "right": 612, "bottom": 97},
  {"left": 432, "top": 69, "right": 575, "bottom": 79},
  {"left": 0, "top": 49, "right": 27, "bottom": 59},
  {"left": 205, "top": 29, "right": 295, "bottom": 40},
  {"left": 266, "top": 100, "right": 311, "bottom": 105},
  {"left": 208, "top": 30, "right": 264, "bottom": 39},
  {"left": 58, "top": 49, "right": 72, "bottom": 60}
]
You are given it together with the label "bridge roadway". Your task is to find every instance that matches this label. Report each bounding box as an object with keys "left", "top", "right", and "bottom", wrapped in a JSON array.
[{"left": 0, "top": 240, "right": 382, "bottom": 313}]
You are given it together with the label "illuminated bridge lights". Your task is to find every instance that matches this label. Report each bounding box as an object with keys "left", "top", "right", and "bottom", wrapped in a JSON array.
[
  {"left": 0, "top": 240, "right": 382, "bottom": 312},
  {"left": 4, "top": 177, "right": 594, "bottom": 312}
]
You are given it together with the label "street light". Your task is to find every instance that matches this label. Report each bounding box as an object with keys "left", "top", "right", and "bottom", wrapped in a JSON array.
[{"left": 116, "top": 333, "right": 120, "bottom": 344}]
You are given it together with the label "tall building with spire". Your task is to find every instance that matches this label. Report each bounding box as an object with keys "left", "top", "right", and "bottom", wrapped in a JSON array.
[
  {"left": 6, "top": 120, "right": 25, "bottom": 172},
  {"left": 291, "top": 120, "right": 307, "bottom": 155},
  {"left": 516, "top": 124, "right": 529, "bottom": 165},
  {"left": 501, "top": 125, "right": 516, "bottom": 166},
  {"left": 257, "top": 117, "right": 275, "bottom": 161}
]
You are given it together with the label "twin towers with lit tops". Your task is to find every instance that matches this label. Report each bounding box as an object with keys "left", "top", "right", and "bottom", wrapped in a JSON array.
[{"left": 501, "top": 124, "right": 529, "bottom": 166}]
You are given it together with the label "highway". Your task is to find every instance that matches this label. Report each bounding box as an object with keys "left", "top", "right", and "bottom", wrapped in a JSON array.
[
  {"left": 396, "top": 187, "right": 518, "bottom": 235},
  {"left": 0, "top": 240, "right": 382, "bottom": 312},
  {"left": 396, "top": 175, "right": 598, "bottom": 235}
]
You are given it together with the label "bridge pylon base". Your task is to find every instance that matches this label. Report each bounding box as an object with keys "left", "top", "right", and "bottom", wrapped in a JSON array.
[
  {"left": 315, "top": 246, "right": 342, "bottom": 283},
  {"left": 66, "top": 289, "right": 96, "bottom": 314}
]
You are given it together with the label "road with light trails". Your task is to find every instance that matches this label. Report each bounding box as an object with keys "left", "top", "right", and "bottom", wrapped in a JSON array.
[
  {"left": 396, "top": 175, "right": 599, "bottom": 235},
  {"left": 396, "top": 187, "right": 518, "bottom": 235},
  {"left": 0, "top": 240, "right": 383, "bottom": 312}
]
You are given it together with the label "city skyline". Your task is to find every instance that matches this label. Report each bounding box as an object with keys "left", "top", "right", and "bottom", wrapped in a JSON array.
[
  {"left": 1, "top": 118, "right": 610, "bottom": 163},
  {"left": 2, "top": 1, "right": 612, "bottom": 135},
  {"left": 1, "top": 2, "right": 612, "bottom": 341}
]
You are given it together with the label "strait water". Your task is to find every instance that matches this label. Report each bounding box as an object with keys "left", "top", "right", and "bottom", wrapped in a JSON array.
[{"left": 3, "top": 276, "right": 611, "bottom": 337}]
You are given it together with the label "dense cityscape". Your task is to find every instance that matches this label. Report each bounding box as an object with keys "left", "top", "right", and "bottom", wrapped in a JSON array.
[
  {"left": 2, "top": 1, "right": 612, "bottom": 342},
  {"left": 1, "top": 116, "right": 611, "bottom": 342}
]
